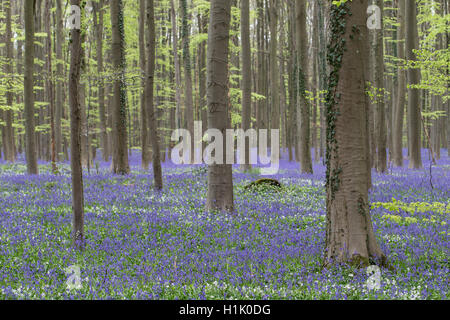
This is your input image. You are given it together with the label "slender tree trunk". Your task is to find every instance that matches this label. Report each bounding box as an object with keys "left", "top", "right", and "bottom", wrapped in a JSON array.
[
  {"left": 393, "top": 0, "right": 406, "bottom": 167},
  {"left": 206, "top": 0, "right": 234, "bottom": 212},
  {"left": 296, "top": 0, "right": 312, "bottom": 173},
  {"left": 372, "top": 0, "right": 387, "bottom": 173},
  {"left": 269, "top": 0, "right": 279, "bottom": 143},
  {"left": 181, "top": 0, "right": 194, "bottom": 161},
  {"left": 55, "top": 0, "right": 63, "bottom": 161},
  {"left": 24, "top": 0, "right": 38, "bottom": 174},
  {"left": 139, "top": 0, "right": 149, "bottom": 169},
  {"left": 241, "top": 0, "right": 252, "bottom": 172},
  {"left": 3, "top": 0, "right": 16, "bottom": 162},
  {"left": 324, "top": 1, "right": 386, "bottom": 267},
  {"left": 44, "top": 0, "right": 56, "bottom": 172},
  {"left": 110, "top": 0, "right": 130, "bottom": 174},
  {"left": 146, "top": 0, "right": 163, "bottom": 190},
  {"left": 93, "top": 0, "right": 108, "bottom": 162},
  {"left": 171, "top": 0, "right": 182, "bottom": 131},
  {"left": 406, "top": 0, "right": 422, "bottom": 169},
  {"left": 69, "top": 0, "right": 85, "bottom": 249}
]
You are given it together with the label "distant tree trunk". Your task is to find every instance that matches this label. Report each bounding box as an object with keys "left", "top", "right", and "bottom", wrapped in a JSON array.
[
  {"left": 44, "top": 0, "right": 56, "bottom": 172},
  {"left": 139, "top": 0, "right": 149, "bottom": 169},
  {"left": 3, "top": 0, "right": 16, "bottom": 162},
  {"left": 406, "top": 0, "right": 422, "bottom": 169},
  {"left": 181, "top": 0, "right": 194, "bottom": 160},
  {"left": 372, "top": 0, "right": 386, "bottom": 173},
  {"left": 110, "top": 0, "right": 130, "bottom": 174},
  {"left": 296, "top": 0, "right": 313, "bottom": 173},
  {"left": 324, "top": 1, "right": 386, "bottom": 267},
  {"left": 269, "top": 0, "right": 279, "bottom": 142},
  {"left": 69, "top": 0, "right": 85, "bottom": 249},
  {"left": 93, "top": 0, "right": 108, "bottom": 162},
  {"left": 198, "top": 13, "right": 207, "bottom": 150},
  {"left": 256, "top": 0, "right": 265, "bottom": 132},
  {"left": 146, "top": 0, "right": 163, "bottom": 190},
  {"left": 318, "top": 0, "right": 327, "bottom": 161},
  {"left": 206, "top": 0, "right": 234, "bottom": 212},
  {"left": 393, "top": 0, "right": 406, "bottom": 167},
  {"left": 241, "top": 0, "right": 252, "bottom": 172},
  {"left": 24, "top": 0, "right": 38, "bottom": 174},
  {"left": 171, "top": 0, "right": 182, "bottom": 131},
  {"left": 55, "top": 0, "right": 63, "bottom": 161}
]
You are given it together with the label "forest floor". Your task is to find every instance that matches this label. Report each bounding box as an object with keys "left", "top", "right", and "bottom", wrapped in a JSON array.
[{"left": 0, "top": 150, "right": 448, "bottom": 299}]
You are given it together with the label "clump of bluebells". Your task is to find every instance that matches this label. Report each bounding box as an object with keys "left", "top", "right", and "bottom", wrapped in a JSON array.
[{"left": 0, "top": 150, "right": 448, "bottom": 299}]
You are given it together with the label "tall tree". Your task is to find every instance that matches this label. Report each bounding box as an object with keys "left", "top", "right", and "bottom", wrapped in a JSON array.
[
  {"left": 405, "top": 0, "right": 422, "bottom": 169},
  {"left": 69, "top": 0, "right": 85, "bottom": 249},
  {"left": 110, "top": 0, "right": 130, "bottom": 174},
  {"left": 241, "top": 0, "right": 252, "bottom": 172},
  {"left": 181, "top": 0, "right": 194, "bottom": 160},
  {"left": 55, "top": 0, "right": 63, "bottom": 161},
  {"left": 146, "top": 0, "right": 163, "bottom": 190},
  {"left": 296, "top": 0, "right": 313, "bottom": 173},
  {"left": 3, "top": 0, "right": 16, "bottom": 162},
  {"left": 393, "top": 0, "right": 406, "bottom": 167},
  {"left": 372, "top": 0, "right": 387, "bottom": 173},
  {"left": 24, "top": 0, "right": 38, "bottom": 174},
  {"left": 139, "top": 0, "right": 149, "bottom": 169},
  {"left": 324, "top": 1, "right": 386, "bottom": 266},
  {"left": 205, "top": 0, "right": 234, "bottom": 212},
  {"left": 171, "top": 0, "right": 182, "bottom": 130},
  {"left": 94, "top": 0, "right": 108, "bottom": 162},
  {"left": 269, "top": 0, "right": 279, "bottom": 139},
  {"left": 45, "top": 0, "right": 56, "bottom": 172}
]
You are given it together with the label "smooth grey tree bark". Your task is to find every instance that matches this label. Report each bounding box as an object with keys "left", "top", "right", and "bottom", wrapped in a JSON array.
[{"left": 205, "top": 0, "right": 234, "bottom": 212}]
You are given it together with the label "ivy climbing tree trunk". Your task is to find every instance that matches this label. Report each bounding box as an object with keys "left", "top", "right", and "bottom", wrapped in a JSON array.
[
  {"left": 146, "top": 0, "right": 163, "bottom": 190},
  {"left": 24, "top": 0, "right": 38, "bottom": 174},
  {"left": 241, "top": 0, "right": 252, "bottom": 172},
  {"left": 69, "top": 0, "right": 85, "bottom": 249},
  {"left": 110, "top": 0, "right": 130, "bottom": 174},
  {"left": 324, "top": 1, "right": 386, "bottom": 267},
  {"left": 296, "top": 0, "right": 313, "bottom": 174},
  {"left": 205, "top": 0, "right": 234, "bottom": 213},
  {"left": 405, "top": 0, "right": 422, "bottom": 169}
]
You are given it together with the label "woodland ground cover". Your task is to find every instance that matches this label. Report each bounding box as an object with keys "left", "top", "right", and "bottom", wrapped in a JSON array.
[{"left": 0, "top": 150, "right": 448, "bottom": 300}]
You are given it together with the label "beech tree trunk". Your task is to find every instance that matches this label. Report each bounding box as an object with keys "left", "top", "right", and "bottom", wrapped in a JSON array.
[
  {"left": 206, "top": 0, "right": 234, "bottom": 212},
  {"left": 146, "top": 0, "right": 163, "bottom": 190},
  {"left": 296, "top": 0, "right": 313, "bottom": 174},
  {"left": 393, "top": 0, "right": 406, "bottom": 167},
  {"left": 406, "top": 0, "right": 422, "bottom": 169},
  {"left": 3, "top": 0, "right": 16, "bottom": 162},
  {"left": 372, "top": 0, "right": 387, "bottom": 173},
  {"left": 181, "top": 0, "right": 194, "bottom": 161},
  {"left": 69, "top": 0, "right": 85, "bottom": 249},
  {"left": 139, "top": 0, "right": 149, "bottom": 169},
  {"left": 241, "top": 0, "right": 252, "bottom": 172},
  {"left": 94, "top": 0, "right": 108, "bottom": 162},
  {"left": 269, "top": 0, "right": 279, "bottom": 140},
  {"left": 110, "top": 0, "right": 130, "bottom": 174},
  {"left": 55, "top": 0, "right": 63, "bottom": 161},
  {"left": 171, "top": 0, "right": 182, "bottom": 131},
  {"left": 24, "top": 0, "right": 38, "bottom": 174},
  {"left": 324, "top": 1, "right": 386, "bottom": 267}
]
